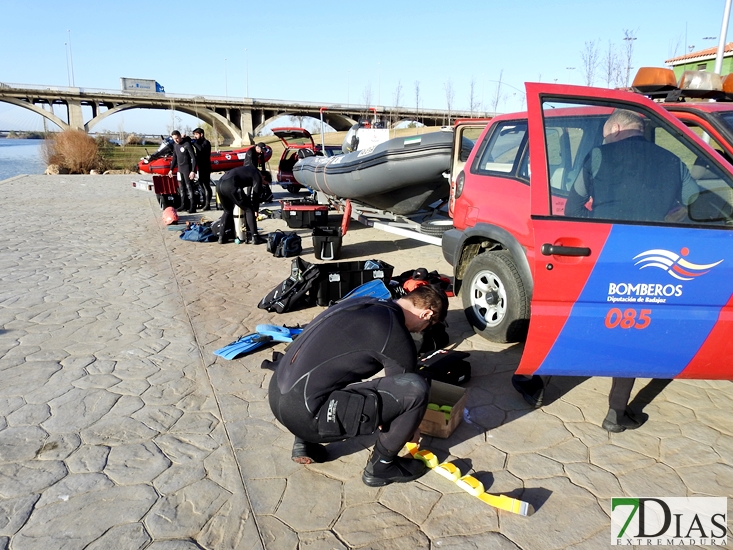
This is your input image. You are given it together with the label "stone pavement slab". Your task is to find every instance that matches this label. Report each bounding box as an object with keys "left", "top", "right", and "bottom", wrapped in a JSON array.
[{"left": 0, "top": 174, "right": 731, "bottom": 549}]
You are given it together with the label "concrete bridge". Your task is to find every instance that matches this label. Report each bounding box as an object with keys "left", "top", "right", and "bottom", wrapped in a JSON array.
[{"left": 0, "top": 82, "right": 494, "bottom": 146}]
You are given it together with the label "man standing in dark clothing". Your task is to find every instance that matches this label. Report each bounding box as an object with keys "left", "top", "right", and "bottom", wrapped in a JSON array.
[
  {"left": 192, "top": 128, "right": 212, "bottom": 211},
  {"left": 243, "top": 142, "right": 269, "bottom": 172},
  {"left": 168, "top": 130, "right": 198, "bottom": 214},
  {"left": 216, "top": 165, "right": 265, "bottom": 244},
  {"left": 268, "top": 286, "right": 449, "bottom": 487}
]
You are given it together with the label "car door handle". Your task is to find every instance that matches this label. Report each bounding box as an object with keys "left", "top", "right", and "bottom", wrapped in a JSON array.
[{"left": 541, "top": 243, "right": 591, "bottom": 257}]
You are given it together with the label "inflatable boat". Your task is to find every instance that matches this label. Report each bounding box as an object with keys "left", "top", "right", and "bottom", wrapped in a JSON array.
[
  {"left": 138, "top": 145, "right": 272, "bottom": 175},
  {"left": 292, "top": 131, "right": 453, "bottom": 215}
]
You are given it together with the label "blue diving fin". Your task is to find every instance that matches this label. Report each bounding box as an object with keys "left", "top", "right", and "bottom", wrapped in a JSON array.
[
  {"left": 214, "top": 333, "right": 273, "bottom": 360},
  {"left": 255, "top": 324, "right": 304, "bottom": 342},
  {"left": 341, "top": 279, "right": 392, "bottom": 301},
  {"left": 214, "top": 325, "right": 304, "bottom": 360}
]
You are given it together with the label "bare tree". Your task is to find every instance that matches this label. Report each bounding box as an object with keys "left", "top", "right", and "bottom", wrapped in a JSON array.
[
  {"left": 393, "top": 80, "right": 403, "bottom": 109},
  {"left": 414, "top": 80, "right": 421, "bottom": 123},
  {"left": 444, "top": 79, "right": 455, "bottom": 125},
  {"left": 668, "top": 33, "right": 684, "bottom": 59},
  {"left": 601, "top": 40, "right": 625, "bottom": 88},
  {"left": 469, "top": 76, "right": 481, "bottom": 115},
  {"left": 361, "top": 84, "right": 373, "bottom": 109},
  {"left": 490, "top": 70, "right": 505, "bottom": 114},
  {"left": 622, "top": 29, "right": 637, "bottom": 87},
  {"left": 580, "top": 40, "right": 600, "bottom": 86}
]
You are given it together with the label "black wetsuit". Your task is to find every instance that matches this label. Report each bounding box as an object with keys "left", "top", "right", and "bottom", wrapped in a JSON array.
[
  {"left": 243, "top": 147, "right": 266, "bottom": 172},
  {"left": 217, "top": 165, "right": 261, "bottom": 241},
  {"left": 170, "top": 137, "right": 198, "bottom": 212},
  {"left": 269, "top": 297, "right": 429, "bottom": 455},
  {"left": 193, "top": 136, "right": 212, "bottom": 208}
]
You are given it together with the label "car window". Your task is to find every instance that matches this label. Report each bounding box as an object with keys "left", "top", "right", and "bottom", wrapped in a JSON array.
[
  {"left": 541, "top": 99, "right": 733, "bottom": 226},
  {"left": 473, "top": 121, "right": 528, "bottom": 179},
  {"left": 544, "top": 119, "right": 600, "bottom": 196},
  {"left": 673, "top": 121, "right": 731, "bottom": 163}
]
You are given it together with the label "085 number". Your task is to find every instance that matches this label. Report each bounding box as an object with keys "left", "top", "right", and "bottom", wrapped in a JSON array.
[{"left": 605, "top": 308, "right": 652, "bottom": 330}]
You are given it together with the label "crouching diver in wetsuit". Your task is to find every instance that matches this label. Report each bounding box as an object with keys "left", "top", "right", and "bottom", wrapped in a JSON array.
[{"left": 268, "top": 285, "right": 448, "bottom": 487}]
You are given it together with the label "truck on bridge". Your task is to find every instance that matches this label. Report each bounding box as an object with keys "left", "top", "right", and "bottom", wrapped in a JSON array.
[{"left": 120, "top": 78, "right": 165, "bottom": 94}]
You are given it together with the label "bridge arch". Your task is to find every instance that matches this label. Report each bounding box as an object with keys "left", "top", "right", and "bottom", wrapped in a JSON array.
[
  {"left": 85, "top": 102, "right": 244, "bottom": 145},
  {"left": 0, "top": 97, "right": 69, "bottom": 131},
  {"left": 254, "top": 111, "right": 358, "bottom": 135}
]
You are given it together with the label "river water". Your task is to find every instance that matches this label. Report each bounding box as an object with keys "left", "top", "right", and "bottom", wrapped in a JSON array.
[{"left": 0, "top": 138, "right": 46, "bottom": 181}]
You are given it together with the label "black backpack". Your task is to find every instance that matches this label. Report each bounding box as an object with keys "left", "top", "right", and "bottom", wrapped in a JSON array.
[
  {"left": 275, "top": 232, "right": 302, "bottom": 258},
  {"left": 258, "top": 257, "right": 322, "bottom": 313}
]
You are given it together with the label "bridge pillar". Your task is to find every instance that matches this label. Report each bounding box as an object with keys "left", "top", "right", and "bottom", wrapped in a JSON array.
[
  {"left": 238, "top": 109, "right": 253, "bottom": 146},
  {"left": 66, "top": 99, "right": 85, "bottom": 131}
]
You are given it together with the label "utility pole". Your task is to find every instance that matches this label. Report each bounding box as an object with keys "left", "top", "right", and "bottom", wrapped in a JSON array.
[
  {"left": 714, "top": 0, "right": 732, "bottom": 74},
  {"left": 67, "top": 30, "right": 75, "bottom": 87}
]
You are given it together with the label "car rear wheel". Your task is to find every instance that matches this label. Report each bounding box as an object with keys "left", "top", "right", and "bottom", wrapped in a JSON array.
[
  {"left": 286, "top": 184, "right": 302, "bottom": 194},
  {"left": 461, "top": 250, "right": 529, "bottom": 343}
]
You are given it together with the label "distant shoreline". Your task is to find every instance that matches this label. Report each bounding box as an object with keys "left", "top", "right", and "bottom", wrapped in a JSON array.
[{"left": 0, "top": 131, "right": 45, "bottom": 139}]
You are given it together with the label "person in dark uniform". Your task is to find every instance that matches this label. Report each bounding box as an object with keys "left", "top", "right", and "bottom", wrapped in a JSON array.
[
  {"left": 515, "top": 109, "right": 699, "bottom": 433},
  {"left": 268, "top": 286, "right": 449, "bottom": 487},
  {"left": 168, "top": 130, "right": 198, "bottom": 214},
  {"left": 243, "top": 142, "right": 268, "bottom": 172},
  {"left": 192, "top": 128, "right": 212, "bottom": 211},
  {"left": 216, "top": 165, "right": 265, "bottom": 245}
]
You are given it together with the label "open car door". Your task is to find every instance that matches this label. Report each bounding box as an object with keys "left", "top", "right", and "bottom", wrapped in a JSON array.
[{"left": 516, "top": 83, "right": 733, "bottom": 380}]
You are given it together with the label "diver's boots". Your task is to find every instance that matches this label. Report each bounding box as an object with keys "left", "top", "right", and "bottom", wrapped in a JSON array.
[
  {"left": 291, "top": 437, "right": 327, "bottom": 465},
  {"left": 362, "top": 448, "right": 427, "bottom": 487},
  {"left": 602, "top": 409, "right": 643, "bottom": 433},
  {"left": 251, "top": 233, "right": 266, "bottom": 245}
]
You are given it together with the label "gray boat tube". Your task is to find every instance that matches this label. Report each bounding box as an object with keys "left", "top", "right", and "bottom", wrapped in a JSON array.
[{"left": 292, "top": 131, "right": 452, "bottom": 215}]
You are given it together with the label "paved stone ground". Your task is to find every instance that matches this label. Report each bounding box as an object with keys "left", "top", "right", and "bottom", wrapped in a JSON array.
[{"left": 0, "top": 174, "right": 731, "bottom": 550}]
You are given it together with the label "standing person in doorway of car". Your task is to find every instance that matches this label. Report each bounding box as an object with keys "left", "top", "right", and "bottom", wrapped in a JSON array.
[
  {"left": 168, "top": 130, "right": 198, "bottom": 214},
  {"left": 267, "top": 286, "right": 448, "bottom": 486},
  {"left": 216, "top": 165, "right": 265, "bottom": 245},
  {"left": 516, "top": 109, "right": 700, "bottom": 433},
  {"left": 192, "top": 128, "right": 212, "bottom": 211}
]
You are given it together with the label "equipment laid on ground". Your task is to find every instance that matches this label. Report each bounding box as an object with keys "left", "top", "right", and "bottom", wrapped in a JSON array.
[
  {"left": 258, "top": 257, "right": 322, "bottom": 313},
  {"left": 214, "top": 325, "right": 304, "bottom": 360},
  {"left": 314, "top": 260, "right": 394, "bottom": 306},
  {"left": 404, "top": 442, "right": 534, "bottom": 516},
  {"left": 418, "top": 349, "right": 471, "bottom": 385}
]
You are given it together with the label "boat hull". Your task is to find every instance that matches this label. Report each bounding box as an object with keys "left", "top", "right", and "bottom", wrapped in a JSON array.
[
  {"left": 138, "top": 148, "right": 252, "bottom": 175},
  {"left": 292, "top": 131, "right": 452, "bottom": 215}
]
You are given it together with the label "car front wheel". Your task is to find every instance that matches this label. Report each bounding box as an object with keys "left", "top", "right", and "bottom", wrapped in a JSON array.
[{"left": 461, "top": 250, "right": 529, "bottom": 343}]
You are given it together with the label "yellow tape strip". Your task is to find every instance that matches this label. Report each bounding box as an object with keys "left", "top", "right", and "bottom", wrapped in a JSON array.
[{"left": 404, "top": 442, "right": 534, "bottom": 516}]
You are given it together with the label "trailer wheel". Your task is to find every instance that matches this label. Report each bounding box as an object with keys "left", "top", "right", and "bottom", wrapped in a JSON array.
[
  {"left": 419, "top": 218, "right": 454, "bottom": 236},
  {"left": 462, "top": 250, "right": 529, "bottom": 343}
]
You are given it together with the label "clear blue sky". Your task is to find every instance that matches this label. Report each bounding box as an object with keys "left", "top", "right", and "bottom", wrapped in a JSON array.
[{"left": 0, "top": 0, "right": 730, "bottom": 134}]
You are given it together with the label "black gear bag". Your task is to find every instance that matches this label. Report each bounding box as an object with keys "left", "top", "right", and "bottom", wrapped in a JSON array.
[{"left": 258, "top": 257, "right": 321, "bottom": 313}]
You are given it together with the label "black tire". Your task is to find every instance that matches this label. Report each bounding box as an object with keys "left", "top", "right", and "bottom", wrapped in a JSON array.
[
  {"left": 286, "top": 184, "right": 302, "bottom": 194},
  {"left": 461, "top": 250, "right": 529, "bottom": 343},
  {"left": 420, "top": 218, "right": 454, "bottom": 237}
]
